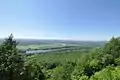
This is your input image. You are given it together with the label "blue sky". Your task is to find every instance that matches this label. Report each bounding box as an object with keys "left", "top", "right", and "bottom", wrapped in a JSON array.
[{"left": 0, "top": 0, "right": 119, "bottom": 41}]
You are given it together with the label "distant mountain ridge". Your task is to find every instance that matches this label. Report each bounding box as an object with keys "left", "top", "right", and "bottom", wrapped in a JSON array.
[{"left": 0, "top": 39, "right": 106, "bottom": 46}]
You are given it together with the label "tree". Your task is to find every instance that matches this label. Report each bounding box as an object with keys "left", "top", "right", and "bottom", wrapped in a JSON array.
[
  {"left": 90, "top": 66, "right": 120, "bottom": 80},
  {"left": 23, "top": 61, "right": 45, "bottom": 80},
  {"left": 0, "top": 34, "right": 45, "bottom": 80},
  {"left": 0, "top": 34, "right": 25, "bottom": 80},
  {"left": 104, "top": 37, "right": 120, "bottom": 58}
]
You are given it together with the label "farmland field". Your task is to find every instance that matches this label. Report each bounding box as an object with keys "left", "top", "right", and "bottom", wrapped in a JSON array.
[
  {"left": 17, "top": 44, "right": 65, "bottom": 50},
  {"left": 16, "top": 39, "right": 105, "bottom": 50}
]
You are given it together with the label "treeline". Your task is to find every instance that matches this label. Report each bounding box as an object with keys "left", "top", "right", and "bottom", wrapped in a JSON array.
[
  {"left": 26, "top": 36, "right": 120, "bottom": 80},
  {"left": 1, "top": 34, "right": 120, "bottom": 80}
]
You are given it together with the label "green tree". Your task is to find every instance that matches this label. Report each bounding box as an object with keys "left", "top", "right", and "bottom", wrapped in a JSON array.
[
  {"left": 0, "top": 34, "right": 25, "bottom": 80},
  {"left": 0, "top": 34, "right": 45, "bottom": 80},
  {"left": 48, "top": 61, "right": 75, "bottom": 80},
  {"left": 90, "top": 66, "right": 120, "bottom": 80},
  {"left": 23, "top": 61, "right": 45, "bottom": 80},
  {"left": 104, "top": 37, "right": 120, "bottom": 58}
]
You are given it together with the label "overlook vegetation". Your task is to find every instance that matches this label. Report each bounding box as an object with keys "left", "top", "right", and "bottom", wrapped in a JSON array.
[{"left": 1, "top": 34, "right": 120, "bottom": 80}]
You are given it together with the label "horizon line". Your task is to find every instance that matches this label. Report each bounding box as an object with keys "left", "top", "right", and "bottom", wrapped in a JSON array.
[{"left": 0, "top": 37, "right": 107, "bottom": 41}]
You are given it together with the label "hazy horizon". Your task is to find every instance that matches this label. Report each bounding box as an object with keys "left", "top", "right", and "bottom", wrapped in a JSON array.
[
  {"left": 0, "top": 35, "right": 110, "bottom": 41},
  {"left": 0, "top": 0, "right": 119, "bottom": 41}
]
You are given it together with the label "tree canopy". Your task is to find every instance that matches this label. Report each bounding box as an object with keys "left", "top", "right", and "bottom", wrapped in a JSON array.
[{"left": 1, "top": 35, "right": 120, "bottom": 80}]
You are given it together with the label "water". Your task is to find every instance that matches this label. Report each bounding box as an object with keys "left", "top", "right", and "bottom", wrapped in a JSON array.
[
  {"left": 25, "top": 47, "right": 75, "bottom": 54},
  {"left": 26, "top": 49, "right": 57, "bottom": 54}
]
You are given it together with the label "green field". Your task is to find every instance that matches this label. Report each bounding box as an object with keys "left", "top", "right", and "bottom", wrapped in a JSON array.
[
  {"left": 17, "top": 44, "right": 65, "bottom": 50},
  {"left": 16, "top": 39, "right": 105, "bottom": 50}
]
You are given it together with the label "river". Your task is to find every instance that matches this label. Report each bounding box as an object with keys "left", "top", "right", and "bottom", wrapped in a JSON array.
[{"left": 25, "top": 49, "right": 63, "bottom": 54}]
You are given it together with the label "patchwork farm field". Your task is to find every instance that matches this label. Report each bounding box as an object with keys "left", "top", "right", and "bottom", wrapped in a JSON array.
[
  {"left": 17, "top": 44, "right": 65, "bottom": 50},
  {"left": 16, "top": 39, "right": 105, "bottom": 50}
]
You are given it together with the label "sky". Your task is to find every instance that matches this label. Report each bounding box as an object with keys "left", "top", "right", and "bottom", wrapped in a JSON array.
[{"left": 0, "top": 0, "right": 120, "bottom": 41}]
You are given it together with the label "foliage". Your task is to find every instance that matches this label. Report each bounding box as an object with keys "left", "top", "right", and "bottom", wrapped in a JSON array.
[
  {"left": 0, "top": 34, "right": 24, "bottom": 80},
  {"left": 26, "top": 36, "right": 120, "bottom": 80},
  {"left": 1, "top": 35, "right": 120, "bottom": 80},
  {"left": 22, "top": 60, "right": 45, "bottom": 80},
  {"left": 0, "top": 34, "right": 45, "bottom": 80},
  {"left": 90, "top": 66, "right": 120, "bottom": 80}
]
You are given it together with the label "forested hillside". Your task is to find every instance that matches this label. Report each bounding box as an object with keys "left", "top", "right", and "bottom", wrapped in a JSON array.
[{"left": 1, "top": 35, "right": 120, "bottom": 80}]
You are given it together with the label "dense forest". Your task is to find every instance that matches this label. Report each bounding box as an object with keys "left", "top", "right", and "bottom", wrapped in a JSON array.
[{"left": 1, "top": 34, "right": 120, "bottom": 80}]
